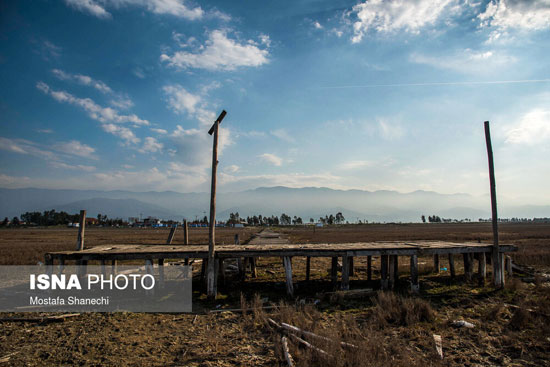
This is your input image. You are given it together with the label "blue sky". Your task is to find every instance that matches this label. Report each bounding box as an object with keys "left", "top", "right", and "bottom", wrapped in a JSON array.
[{"left": 1, "top": 0, "right": 549, "bottom": 205}]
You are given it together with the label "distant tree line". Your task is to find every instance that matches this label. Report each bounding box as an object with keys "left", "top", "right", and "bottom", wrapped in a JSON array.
[
  {"left": 0, "top": 210, "right": 127, "bottom": 227},
  {"left": 226, "top": 211, "right": 346, "bottom": 226}
]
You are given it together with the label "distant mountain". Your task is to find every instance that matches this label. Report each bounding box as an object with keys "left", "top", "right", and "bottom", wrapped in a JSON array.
[{"left": 0, "top": 186, "right": 548, "bottom": 222}]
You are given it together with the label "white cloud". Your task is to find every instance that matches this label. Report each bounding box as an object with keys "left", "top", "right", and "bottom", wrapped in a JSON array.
[
  {"left": 377, "top": 119, "right": 404, "bottom": 140},
  {"left": 170, "top": 124, "right": 232, "bottom": 168},
  {"left": 258, "top": 153, "right": 283, "bottom": 166},
  {"left": 270, "top": 129, "right": 295, "bottom": 143},
  {"left": 313, "top": 21, "right": 323, "bottom": 30},
  {"left": 0, "top": 137, "right": 58, "bottom": 159},
  {"left": 37, "top": 82, "right": 148, "bottom": 125},
  {"left": 163, "top": 85, "right": 201, "bottom": 115},
  {"left": 36, "top": 128, "right": 54, "bottom": 134},
  {"left": 53, "top": 140, "right": 97, "bottom": 159},
  {"left": 219, "top": 172, "right": 345, "bottom": 190},
  {"left": 52, "top": 69, "right": 112, "bottom": 94},
  {"left": 101, "top": 123, "right": 140, "bottom": 144},
  {"left": 349, "top": 0, "right": 457, "bottom": 42},
  {"left": 151, "top": 128, "right": 168, "bottom": 134},
  {"left": 139, "top": 137, "right": 164, "bottom": 153},
  {"left": 50, "top": 162, "right": 96, "bottom": 172},
  {"left": 224, "top": 164, "right": 240, "bottom": 173},
  {"left": 339, "top": 160, "right": 372, "bottom": 170},
  {"left": 479, "top": 0, "right": 550, "bottom": 35},
  {"left": 64, "top": 0, "right": 203, "bottom": 20},
  {"left": 410, "top": 49, "right": 515, "bottom": 74},
  {"left": 161, "top": 30, "right": 270, "bottom": 71},
  {"left": 505, "top": 108, "right": 550, "bottom": 144},
  {"left": 0, "top": 174, "right": 31, "bottom": 188}
]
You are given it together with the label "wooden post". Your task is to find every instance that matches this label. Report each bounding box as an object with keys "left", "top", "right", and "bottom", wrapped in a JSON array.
[
  {"left": 76, "top": 209, "right": 86, "bottom": 251},
  {"left": 367, "top": 256, "right": 372, "bottom": 281},
  {"left": 235, "top": 234, "right": 244, "bottom": 277},
  {"left": 349, "top": 256, "right": 354, "bottom": 276},
  {"left": 448, "top": 254, "right": 455, "bottom": 279},
  {"left": 159, "top": 258, "right": 165, "bottom": 288},
  {"left": 207, "top": 110, "right": 227, "bottom": 299},
  {"left": 341, "top": 254, "right": 350, "bottom": 290},
  {"left": 389, "top": 255, "right": 396, "bottom": 289},
  {"left": 433, "top": 254, "right": 440, "bottom": 274},
  {"left": 111, "top": 260, "right": 117, "bottom": 275},
  {"left": 145, "top": 259, "right": 154, "bottom": 296},
  {"left": 305, "top": 256, "right": 311, "bottom": 281},
  {"left": 393, "top": 255, "right": 399, "bottom": 283},
  {"left": 166, "top": 225, "right": 177, "bottom": 244},
  {"left": 283, "top": 256, "right": 294, "bottom": 297},
  {"left": 381, "top": 255, "right": 388, "bottom": 290},
  {"left": 100, "top": 260, "right": 106, "bottom": 277},
  {"left": 410, "top": 255, "right": 419, "bottom": 293},
  {"left": 183, "top": 220, "right": 189, "bottom": 244},
  {"left": 505, "top": 256, "right": 512, "bottom": 277},
  {"left": 484, "top": 121, "right": 503, "bottom": 287},
  {"left": 331, "top": 257, "right": 338, "bottom": 285},
  {"left": 479, "top": 252, "right": 486, "bottom": 285},
  {"left": 463, "top": 253, "right": 473, "bottom": 281},
  {"left": 250, "top": 257, "right": 257, "bottom": 278}
]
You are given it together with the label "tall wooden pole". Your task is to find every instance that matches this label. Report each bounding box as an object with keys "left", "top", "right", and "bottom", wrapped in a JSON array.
[
  {"left": 207, "top": 110, "right": 227, "bottom": 299},
  {"left": 76, "top": 209, "right": 86, "bottom": 251},
  {"left": 484, "top": 121, "right": 502, "bottom": 287}
]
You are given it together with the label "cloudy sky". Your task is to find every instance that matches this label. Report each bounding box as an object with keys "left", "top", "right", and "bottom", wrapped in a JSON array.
[{"left": 0, "top": 0, "right": 549, "bottom": 204}]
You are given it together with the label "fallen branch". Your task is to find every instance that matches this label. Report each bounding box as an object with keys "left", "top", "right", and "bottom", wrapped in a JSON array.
[
  {"left": 280, "top": 322, "right": 358, "bottom": 349},
  {"left": 288, "top": 333, "right": 332, "bottom": 358},
  {"left": 281, "top": 336, "right": 295, "bottom": 367},
  {"left": 433, "top": 334, "right": 443, "bottom": 360},
  {"left": 0, "top": 352, "right": 18, "bottom": 363}
]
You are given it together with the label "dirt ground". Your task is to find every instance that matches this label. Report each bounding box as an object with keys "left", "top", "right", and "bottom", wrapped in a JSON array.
[{"left": 0, "top": 223, "right": 549, "bottom": 366}]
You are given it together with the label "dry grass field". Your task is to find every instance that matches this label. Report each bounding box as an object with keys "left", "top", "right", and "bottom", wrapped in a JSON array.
[{"left": 0, "top": 223, "right": 549, "bottom": 366}]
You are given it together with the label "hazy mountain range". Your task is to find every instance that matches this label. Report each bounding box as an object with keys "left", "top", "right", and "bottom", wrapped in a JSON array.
[{"left": 0, "top": 187, "right": 548, "bottom": 223}]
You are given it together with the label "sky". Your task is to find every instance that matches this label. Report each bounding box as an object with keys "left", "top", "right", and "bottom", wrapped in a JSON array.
[{"left": 0, "top": 0, "right": 549, "bottom": 205}]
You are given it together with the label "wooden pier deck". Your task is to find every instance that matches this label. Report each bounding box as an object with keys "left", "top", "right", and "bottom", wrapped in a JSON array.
[{"left": 45, "top": 230, "right": 517, "bottom": 296}]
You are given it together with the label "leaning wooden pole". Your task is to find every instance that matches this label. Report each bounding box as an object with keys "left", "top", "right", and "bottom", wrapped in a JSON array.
[
  {"left": 207, "top": 110, "right": 227, "bottom": 299},
  {"left": 484, "top": 121, "right": 503, "bottom": 287}
]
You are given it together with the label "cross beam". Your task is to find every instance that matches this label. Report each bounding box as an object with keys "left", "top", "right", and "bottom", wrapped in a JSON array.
[{"left": 207, "top": 110, "right": 227, "bottom": 299}]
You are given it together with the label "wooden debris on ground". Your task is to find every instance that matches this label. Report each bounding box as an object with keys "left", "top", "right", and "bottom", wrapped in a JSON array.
[
  {"left": 433, "top": 334, "right": 443, "bottom": 359},
  {"left": 316, "top": 288, "right": 375, "bottom": 301},
  {"left": 0, "top": 313, "right": 80, "bottom": 323},
  {"left": 281, "top": 336, "right": 295, "bottom": 367},
  {"left": 451, "top": 320, "right": 475, "bottom": 328}
]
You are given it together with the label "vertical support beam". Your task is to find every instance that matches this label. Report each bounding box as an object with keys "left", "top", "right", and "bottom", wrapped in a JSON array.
[
  {"left": 57, "top": 257, "right": 65, "bottom": 275},
  {"left": 380, "top": 255, "right": 389, "bottom": 290},
  {"left": 305, "top": 256, "right": 311, "bottom": 281},
  {"left": 501, "top": 255, "right": 506, "bottom": 286},
  {"left": 76, "top": 209, "right": 86, "bottom": 251},
  {"left": 166, "top": 225, "right": 177, "bottom": 244},
  {"left": 484, "top": 121, "right": 503, "bottom": 288},
  {"left": 100, "top": 260, "right": 106, "bottom": 277},
  {"left": 393, "top": 255, "right": 399, "bottom": 283},
  {"left": 433, "top": 254, "right": 440, "bottom": 273},
  {"left": 348, "top": 257, "right": 354, "bottom": 276},
  {"left": 478, "top": 252, "right": 486, "bottom": 285},
  {"left": 250, "top": 257, "right": 257, "bottom": 278},
  {"left": 218, "top": 258, "right": 225, "bottom": 286},
  {"left": 111, "top": 260, "right": 117, "bottom": 275},
  {"left": 448, "top": 254, "right": 455, "bottom": 279},
  {"left": 283, "top": 256, "right": 294, "bottom": 297},
  {"left": 183, "top": 220, "right": 189, "bottom": 245},
  {"left": 145, "top": 259, "right": 154, "bottom": 295},
  {"left": 367, "top": 256, "right": 372, "bottom": 281},
  {"left": 410, "top": 254, "right": 419, "bottom": 293},
  {"left": 207, "top": 110, "right": 226, "bottom": 299},
  {"left": 389, "top": 255, "right": 396, "bottom": 289},
  {"left": 505, "top": 255, "right": 512, "bottom": 278},
  {"left": 159, "top": 258, "right": 165, "bottom": 288},
  {"left": 341, "top": 254, "right": 350, "bottom": 290},
  {"left": 463, "top": 253, "right": 473, "bottom": 281},
  {"left": 331, "top": 257, "right": 338, "bottom": 285},
  {"left": 235, "top": 234, "right": 244, "bottom": 277}
]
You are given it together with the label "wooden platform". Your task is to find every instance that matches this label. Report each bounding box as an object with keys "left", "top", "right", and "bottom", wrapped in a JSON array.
[{"left": 44, "top": 230, "right": 517, "bottom": 296}]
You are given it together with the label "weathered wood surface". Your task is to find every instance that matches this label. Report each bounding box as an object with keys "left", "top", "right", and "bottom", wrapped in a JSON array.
[{"left": 48, "top": 240, "right": 517, "bottom": 262}]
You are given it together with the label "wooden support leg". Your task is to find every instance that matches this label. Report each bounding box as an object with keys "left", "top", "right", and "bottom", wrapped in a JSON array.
[
  {"left": 506, "top": 256, "right": 512, "bottom": 277},
  {"left": 448, "top": 254, "right": 455, "bottom": 279},
  {"left": 242, "top": 257, "right": 249, "bottom": 281},
  {"left": 145, "top": 259, "right": 154, "bottom": 295},
  {"left": 434, "top": 254, "right": 440, "bottom": 274},
  {"left": 463, "top": 253, "right": 472, "bottom": 281},
  {"left": 331, "top": 257, "right": 338, "bottom": 286},
  {"left": 250, "top": 257, "right": 257, "bottom": 278},
  {"left": 393, "top": 256, "right": 399, "bottom": 283},
  {"left": 501, "top": 254, "right": 506, "bottom": 286},
  {"left": 213, "top": 258, "right": 220, "bottom": 292},
  {"left": 341, "top": 254, "right": 350, "bottom": 290},
  {"left": 381, "top": 255, "right": 389, "bottom": 290},
  {"left": 305, "top": 256, "right": 311, "bottom": 281},
  {"left": 283, "top": 256, "right": 294, "bottom": 297},
  {"left": 389, "top": 255, "right": 396, "bottom": 289},
  {"left": 57, "top": 257, "right": 65, "bottom": 275},
  {"left": 111, "top": 260, "right": 117, "bottom": 275},
  {"left": 184, "top": 258, "right": 189, "bottom": 266},
  {"left": 159, "top": 259, "right": 165, "bottom": 288},
  {"left": 349, "top": 256, "right": 354, "bottom": 276},
  {"left": 201, "top": 259, "right": 207, "bottom": 284},
  {"left": 410, "top": 255, "right": 419, "bottom": 293},
  {"left": 492, "top": 252, "right": 502, "bottom": 287},
  {"left": 478, "top": 252, "right": 486, "bottom": 285},
  {"left": 367, "top": 256, "right": 372, "bottom": 281},
  {"left": 219, "top": 258, "right": 225, "bottom": 286},
  {"left": 100, "top": 260, "right": 106, "bottom": 277}
]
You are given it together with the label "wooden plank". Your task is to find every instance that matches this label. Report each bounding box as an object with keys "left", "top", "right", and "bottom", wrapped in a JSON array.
[
  {"left": 448, "top": 254, "right": 455, "bottom": 278},
  {"left": 434, "top": 254, "right": 440, "bottom": 273},
  {"left": 166, "top": 226, "right": 177, "bottom": 245},
  {"left": 305, "top": 256, "right": 311, "bottom": 281},
  {"left": 341, "top": 254, "right": 350, "bottom": 290},
  {"left": 389, "top": 255, "right": 395, "bottom": 289},
  {"left": 381, "top": 255, "right": 389, "bottom": 290},
  {"left": 410, "top": 255, "right": 419, "bottom": 293},
  {"left": 76, "top": 209, "right": 86, "bottom": 251},
  {"left": 367, "top": 256, "right": 372, "bottom": 281},
  {"left": 283, "top": 256, "right": 294, "bottom": 297},
  {"left": 484, "top": 121, "right": 502, "bottom": 288}
]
